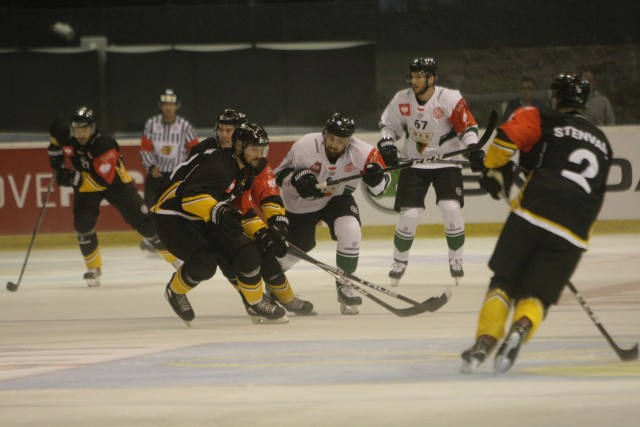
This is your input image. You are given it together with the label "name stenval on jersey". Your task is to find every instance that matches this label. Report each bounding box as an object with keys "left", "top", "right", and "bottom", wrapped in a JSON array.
[{"left": 553, "top": 125, "right": 609, "bottom": 158}]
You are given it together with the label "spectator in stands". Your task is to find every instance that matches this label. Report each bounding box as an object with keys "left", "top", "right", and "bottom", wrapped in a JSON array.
[
  {"left": 501, "top": 77, "right": 540, "bottom": 124},
  {"left": 582, "top": 68, "right": 616, "bottom": 125}
]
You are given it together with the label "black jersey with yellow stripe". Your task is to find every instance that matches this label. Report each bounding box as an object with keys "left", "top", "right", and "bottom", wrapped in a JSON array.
[{"left": 491, "top": 106, "right": 612, "bottom": 248}]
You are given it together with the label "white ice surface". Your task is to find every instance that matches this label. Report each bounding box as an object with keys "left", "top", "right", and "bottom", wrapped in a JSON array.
[{"left": 1, "top": 235, "right": 639, "bottom": 427}]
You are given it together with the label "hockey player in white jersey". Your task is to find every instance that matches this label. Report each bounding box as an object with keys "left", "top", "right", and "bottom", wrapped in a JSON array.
[
  {"left": 274, "top": 113, "right": 390, "bottom": 315},
  {"left": 377, "top": 57, "right": 485, "bottom": 286}
]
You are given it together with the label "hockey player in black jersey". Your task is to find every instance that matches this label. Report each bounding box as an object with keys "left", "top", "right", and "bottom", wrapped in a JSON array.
[
  {"left": 189, "top": 108, "right": 247, "bottom": 157},
  {"left": 152, "top": 123, "right": 314, "bottom": 325},
  {"left": 47, "top": 107, "right": 180, "bottom": 287},
  {"left": 461, "top": 74, "right": 612, "bottom": 374}
]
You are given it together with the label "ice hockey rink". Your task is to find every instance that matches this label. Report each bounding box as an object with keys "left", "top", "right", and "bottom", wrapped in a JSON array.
[{"left": 1, "top": 234, "right": 639, "bottom": 427}]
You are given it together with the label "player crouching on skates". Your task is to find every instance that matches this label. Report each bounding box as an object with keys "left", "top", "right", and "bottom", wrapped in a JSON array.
[
  {"left": 48, "top": 107, "right": 180, "bottom": 287},
  {"left": 460, "top": 74, "right": 612, "bottom": 374},
  {"left": 152, "top": 123, "right": 314, "bottom": 325},
  {"left": 274, "top": 113, "right": 390, "bottom": 315}
]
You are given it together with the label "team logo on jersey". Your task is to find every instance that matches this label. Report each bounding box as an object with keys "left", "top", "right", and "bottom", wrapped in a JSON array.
[
  {"left": 98, "top": 162, "right": 112, "bottom": 175},
  {"left": 310, "top": 162, "right": 322, "bottom": 174},
  {"left": 63, "top": 146, "right": 74, "bottom": 156},
  {"left": 351, "top": 206, "right": 358, "bottom": 215},
  {"left": 433, "top": 107, "right": 444, "bottom": 119},
  {"left": 455, "top": 186, "right": 462, "bottom": 196},
  {"left": 399, "top": 104, "right": 410, "bottom": 116},
  {"left": 161, "top": 146, "right": 173, "bottom": 155},
  {"left": 344, "top": 162, "right": 355, "bottom": 172}
]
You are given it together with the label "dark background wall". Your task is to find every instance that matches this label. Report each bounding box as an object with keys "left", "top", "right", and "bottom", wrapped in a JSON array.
[{"left": 1, "top": 0, "right": 639, "bottom": 134}]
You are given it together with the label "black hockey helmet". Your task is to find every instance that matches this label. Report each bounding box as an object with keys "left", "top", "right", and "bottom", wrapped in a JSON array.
[
  {"left": 232, "top": 122, "right": 269, "bottom": 151},
  {"left": 551, "top": 73, "right": 590, "bottom": 109},
  {"left": 323, "top": 112, "right": 355, "bottom": 138},
  {"left": 159, "top": 88, "right": 178, "bottom": 104},
  {"left": 70, "top": 106, "right": 95, "bottom": 128},
  {"left": 409, "top": 57, "right": 438, "bottom": 76},
  {"left": 216, "top": 108, "right": 248, "bottom": 129}
]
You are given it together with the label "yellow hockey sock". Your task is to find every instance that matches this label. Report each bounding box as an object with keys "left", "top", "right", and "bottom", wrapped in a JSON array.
[
  {"left": 169, "top": 267, "right": 194, "bottom": 294},
  {"left": 476, "top": 288, "right": 512, "bottom": 341},
  {"left": 512, "top": 297, "right": 545, "bottom": 343},
  {"left": 237, "top": 278, "right": 264, "bottom": 305},
  {"left": 266, "top": 278, "right": 295, "bottom": 304}
]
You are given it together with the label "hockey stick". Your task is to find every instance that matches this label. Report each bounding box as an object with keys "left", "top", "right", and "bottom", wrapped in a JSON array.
[
  {"left": 7, "top": 171, "right": 57, "bottom": 292},
  {"left": 316, "top": 109, "right": 497, "bottom": 190},
  {"left": 496, "top": 171, "right": 638, "bottom": 361},
  {"left": 566, "top": 281, "right": 638, "bottom": 361},
  {"left": 286, "top": 242, "right": 451, "bottom": 316}
]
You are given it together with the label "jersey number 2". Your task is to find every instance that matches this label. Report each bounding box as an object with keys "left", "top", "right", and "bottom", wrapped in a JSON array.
[{"left": 561, "top": 148, "right": 598, "bottom": 194}]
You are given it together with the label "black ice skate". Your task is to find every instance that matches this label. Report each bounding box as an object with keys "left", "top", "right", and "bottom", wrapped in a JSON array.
[
  {"left": 449, "top": 259, "right": 464, "bottom": 285},
  {"left": 271, "top": 292, "right": 317, "bottom": 316},
  {"left": 247, "top": 295, "right": 289, "bottom": 324},
  {"left": 336, "top": 282, "right": 362, "bottom": 315},
  {"left": 164, "top": 283, "right": 195, "bottom": 327},
  {"left": 494, "top": 318, "right": 531, "bottom": 375},
  {"left": 83, "top": 268, "right": 101, "bottom": 287},
  {"left": 388, "top": 261, "right": 407, "bottom": 287},
  {"left": 460, "top": 335, "right": 497, "bottom": 374}
]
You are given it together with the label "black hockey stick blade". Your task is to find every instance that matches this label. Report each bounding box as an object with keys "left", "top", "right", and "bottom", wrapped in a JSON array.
[
  {"left": 355, "top": 286, "right": 451, "bottom": 317},
  {"left": 6, "top": 281, "right": 19, "bottom": 292},
  {"left": 286, "top": 242, "right": 451, "bottom": 316},
  {"left": 316, "top": 110, "right": 497, "bottom": 190},
  {"left": 566, "top": 281, "right": 638, "bottom": 362}
]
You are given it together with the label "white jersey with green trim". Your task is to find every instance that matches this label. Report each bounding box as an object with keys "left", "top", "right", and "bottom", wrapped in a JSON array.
[
  {"left": 274, "top": 132, "right": 380, "bottom": 214},
  {"left": 379, "top": 86, "right": 479, "bottom": 169}
]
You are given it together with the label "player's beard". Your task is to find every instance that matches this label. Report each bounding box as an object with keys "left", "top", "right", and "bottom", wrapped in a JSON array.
[
  {"left": 325, "top": 146, "right": 344, "bottom": 161},
  {"left": 413, "top": 81, "right": 430, "bottom": 96}
]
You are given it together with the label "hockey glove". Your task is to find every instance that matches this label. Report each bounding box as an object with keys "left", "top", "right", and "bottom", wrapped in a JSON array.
[
  {"left": 377, "top": 137, "right": 398, "bottom": 166},
  {"left": 254, "top": 226, "right": 288, "bottom": 258},
  {"left": 467, "top": 148, "right": 486, "bottom": 173},
  {"left": 56, "top": 168, "right": 82, "bottom": 189},
  {"left": 267, "top": 215, "right": 289, "bottom": 239},
  {"left": 362, "top": 162, "right": 384, "bottom": 187},
  {"left": 479, "top": 162, "right": 515, "bottom": 200},
  {"left": 210, "top": 203, "right": 244, "bottom": 237},
  {"left": 291, "top": 169, "right": 323, "bottom": 200}
]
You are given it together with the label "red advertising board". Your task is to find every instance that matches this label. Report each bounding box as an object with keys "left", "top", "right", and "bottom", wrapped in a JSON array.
[{"left": 0, "top": 141, "right": 293, "bottom": 235}]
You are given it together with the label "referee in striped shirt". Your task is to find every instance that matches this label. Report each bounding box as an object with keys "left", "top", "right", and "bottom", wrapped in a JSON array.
[
  {"left": 140, "top": 89, "right": 199, "bottom": 207},
  {"left": 140, "top": 89, "right": 198, "bottom": 253}
]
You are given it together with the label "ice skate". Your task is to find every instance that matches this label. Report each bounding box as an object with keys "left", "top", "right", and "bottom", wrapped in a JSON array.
[
  {"left": 336, "top": 282, "right": 362, "bottom": 315},
  {"left": 388, "top": 261, "right": 407, "bottom": 287},
  {"left": 460, "top": 335, "right": 497, "bottom": 374},
  {"left": 449, "top": 259, "right": 464, "bottom": 285},
  {"left": 494, "top": 318, "right": 531, "bottom": 375},
  {"left": 83, "top": 268, "right": 101, "bottom": 287},
  {"left": 139, "top": 239, "right": 160, "bottom": 258},
  {"left": 273, "top": 294, "right": 317, "bottom": 316},
  {"left": 247, "top": 295, "right": 289, "bottom": 324},
  {"left": 164, "top": 283, "right": 195, "bottom": 327}
]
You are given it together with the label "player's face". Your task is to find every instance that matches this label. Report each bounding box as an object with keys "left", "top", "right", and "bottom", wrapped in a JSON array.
[
  {"left": 241, "top": 144, "right": 268, "bottom": 168},
  {"left": 160, "top": 102, "right": 178, "bottom": 122},
  {"left": 216, "top": 124, "right": 235, "bottom": 148},
  {"left": 410, "top": 71, "right": 433, "bottom": 96},
  {"left": 324, "top": 132, "right": 349, "bottom": 159},
  {"left": 71, "top": 125, "right": 94, "bottom": 145}
]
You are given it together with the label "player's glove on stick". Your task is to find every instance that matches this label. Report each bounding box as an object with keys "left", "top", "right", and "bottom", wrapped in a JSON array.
[
  {"left": 210, "top": 203, "right": 244, "bottom": 237},
  {"left": 362, "top": 162, "right": 384, "bottom": 187},
  {"left": 56, "top": 168, "right": 81, "bottom": 189},
  {"left": 377, "top": 137, "right": 398, "bottom": 166},
  {"left": 267, "top": 215, "right": 289, "bottom": 239},
  {"left": 466, "top": 148, "right": 486, "bottom": 173},
  {"left": 479, "top": 161, "right": 515, "bottom": 200},
  {"left": 291, "top": 169, "right": 323, "bottom": 199},
  {"left": 254, "top": 226, "right": 288, "bottom": 258}
]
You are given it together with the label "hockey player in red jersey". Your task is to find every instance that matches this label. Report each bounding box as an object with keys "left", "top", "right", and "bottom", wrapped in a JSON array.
[
  {"left": 461, "top": 74, "right": 612, "bottom": 374},
  {"left": 47, "top": 106, "right": 179, "bottom": 287},
  {"left": 152, "top": 123, "right": 314, "bottom": 325}
]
